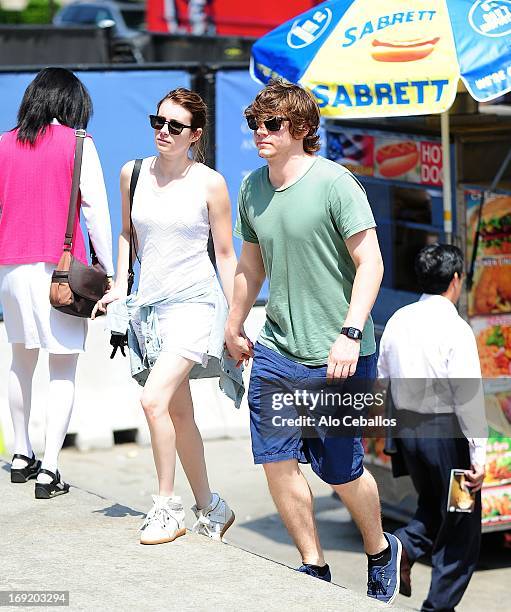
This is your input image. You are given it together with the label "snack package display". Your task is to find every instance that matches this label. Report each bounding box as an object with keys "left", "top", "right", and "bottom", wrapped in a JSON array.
[
  {"left": 374, "top": 137, "right": 421, "bottom": 182},
  {"left": 471, "top": 315, "right": 511, "bottom": 377},
  {"left": 482, "top": 485, "right": 511, "bottom": 526},
  {"left": 447, "top": 469, "right": 476, "bottom": 513},
  {"left": 467, "top": 190, "right": 511, "bottom": 526},
  {"left": 326, "top": 128, "right": 442, "bottom": 186},
  {"left": 484, "top": 386, "right": 511, "bottom": 488},
  {"left": 466, "top": 191, "right": 511, "bottom": 258},
  {"left": 375, "top": 141, "right": 419, "bottom": 178},
  {"left": 485, "top": 391, "right": 511, "bottom": 437},
  {"left": 485, "top": 450, "right": 511, "bottom": 487},
  {"left": 469, "top": 263, "right": 511, "bottom": 316},
  {"left": 466, "top": 191, "right": 511, "bottom": 317}
]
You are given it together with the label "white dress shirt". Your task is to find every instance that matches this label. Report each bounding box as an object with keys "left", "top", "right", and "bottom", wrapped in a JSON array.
[
  {"left": 378, "top": 293, "right": 488, "bottom": 466},
  {"left": 79, "top": 137, "right": 114, "bottom": 276},
  {"left": 50, "top": 120, "right": 114, "bottom": 276}
]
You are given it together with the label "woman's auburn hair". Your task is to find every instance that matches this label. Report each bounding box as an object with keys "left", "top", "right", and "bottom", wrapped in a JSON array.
[
  {"left": 245, "top": 80, "right": 321, "bottom": 154},
  {"left": 157, "top": 87, "right": 208, "bottom": 162}
]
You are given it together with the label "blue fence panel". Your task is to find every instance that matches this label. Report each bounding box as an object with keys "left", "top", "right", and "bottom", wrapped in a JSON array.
[{"left": 215, "top": 70, "right": 268, "bottom": 300}]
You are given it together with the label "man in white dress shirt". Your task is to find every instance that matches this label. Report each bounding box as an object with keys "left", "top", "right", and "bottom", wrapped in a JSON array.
[{"left": 378, "top": 244, "right": 487, "bottom": 612}]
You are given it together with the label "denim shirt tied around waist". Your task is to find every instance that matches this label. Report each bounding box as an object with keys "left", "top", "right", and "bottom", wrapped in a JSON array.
[{"left": 106, "top": 277, "right": 245, "bottom": 409}]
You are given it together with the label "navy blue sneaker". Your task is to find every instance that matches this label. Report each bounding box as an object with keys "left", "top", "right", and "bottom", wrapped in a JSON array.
[
  {"left": 367, "top": 532, "right": 402, "bottom": 605},
  {"left": 296, "top": 564, "right": 332, "bottom": 582}
]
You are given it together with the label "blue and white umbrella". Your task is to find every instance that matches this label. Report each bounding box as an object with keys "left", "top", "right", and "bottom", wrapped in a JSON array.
[{"left": 251, "top": 0, "right": 511, "bottom": 235}]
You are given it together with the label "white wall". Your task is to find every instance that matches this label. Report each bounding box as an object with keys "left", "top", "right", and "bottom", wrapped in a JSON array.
[{"left": 0, "top": 307, "right": 266, "bottom": 453}]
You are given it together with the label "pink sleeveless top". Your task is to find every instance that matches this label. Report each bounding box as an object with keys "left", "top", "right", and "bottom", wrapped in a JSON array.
[{"left": 0, "top": 124, "right": 87, "bottom": 266}]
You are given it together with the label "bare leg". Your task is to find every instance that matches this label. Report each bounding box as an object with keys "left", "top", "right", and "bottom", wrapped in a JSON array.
[
  {"left": 263, "top": 459, "right": 325, "bottom": 565},
  {"left": 9, "top": 344, "right": 39, "bottom": 462},
  {"left": 332, "top": 468, "right": 387, "bottom": 555},
  {"left": 141, "top": 353, "right": 194, "bottom": 497},
  {"left": 169, "top": 377, "right": 211, "bottom": 509}
]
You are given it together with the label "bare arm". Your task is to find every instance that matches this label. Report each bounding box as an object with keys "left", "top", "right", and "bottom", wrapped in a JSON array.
[
  {"left": 327, "top": 228, "right": 383, "bottom": 380},
  {"left": 343, "top": 228, "right": 384, "bottom": 328},
  {"left": 225, "top": 241, "right": 266, "bottom": 363},
  {"left": 207, "top": 171, "right": 237, "bottom": 307},
  {"left": 115, "top": 160, "right": 136, "bottom": 293}
]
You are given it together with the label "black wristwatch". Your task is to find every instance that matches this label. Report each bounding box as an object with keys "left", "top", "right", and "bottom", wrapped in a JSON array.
[{"left": 340, "top": 326, "right": 363, "bottom": 341}]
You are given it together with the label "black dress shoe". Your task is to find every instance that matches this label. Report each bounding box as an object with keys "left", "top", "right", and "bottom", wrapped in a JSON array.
[
  {"left": 399, "top": 542, "right": 412, "bottom": 597},
  {"left": 34, "top": 469, "right": 70, "bottom": 499},
  {"left": 10, "top": 453, "right": 41, "bottom": 483}
]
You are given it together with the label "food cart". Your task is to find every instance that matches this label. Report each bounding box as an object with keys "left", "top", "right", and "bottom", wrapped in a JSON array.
[
  {"left": 323, "top": 104, "right": 511, "bottom": 531},
  {"left": 250, "top": 0, "right": 511, "bottom": 532}
]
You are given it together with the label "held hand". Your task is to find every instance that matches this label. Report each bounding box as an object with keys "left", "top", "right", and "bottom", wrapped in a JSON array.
[
  {"left": 91, "top": 286, "right": 125, "bottom": 320},
  {"left": 327, "top": 334, "right": 361, "bottom": 382},
  {"left": 464, "top": 463, "right": 486, "bottom": 493},
  {"left": 225, "top": 325, "right": 254, "bottom": 368}
]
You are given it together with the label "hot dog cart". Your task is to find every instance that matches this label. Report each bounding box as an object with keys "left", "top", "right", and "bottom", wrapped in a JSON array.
[{"left": 324, "top": 99, "right": 511, "bottom": 532}]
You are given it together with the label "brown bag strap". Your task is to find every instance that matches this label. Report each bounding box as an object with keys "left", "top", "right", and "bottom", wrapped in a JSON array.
[{"left": 64, "top": 129, "right": 87, "bottom": 251}]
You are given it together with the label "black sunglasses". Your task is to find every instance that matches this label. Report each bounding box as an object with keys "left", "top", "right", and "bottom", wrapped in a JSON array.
[
  {"left": 246, "top": 116, "right": 287, "bottom": 132},
  {"left": 149, "top": 114, "right": 193, "bottom": 135}
]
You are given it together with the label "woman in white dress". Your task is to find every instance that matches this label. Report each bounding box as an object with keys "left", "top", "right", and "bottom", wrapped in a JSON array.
[
  {"left": 94, "top": 88, "right": 239, "bottom": 544},
  {"left": 0, "top": 68, "right": 114, "bottom": 498}
]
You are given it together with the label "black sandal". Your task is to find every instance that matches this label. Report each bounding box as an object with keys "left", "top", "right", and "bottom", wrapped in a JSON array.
[
  {"left": 34, "top": 469, "right": 70, "bottom": 499},
  {"left": 10, "top": 453, "right": 41, "bottom": 483}
]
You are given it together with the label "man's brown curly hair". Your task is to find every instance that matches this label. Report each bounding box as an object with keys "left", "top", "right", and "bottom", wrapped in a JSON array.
[{"left": 245, "top": 80, "right": 321, "bottom": 154}]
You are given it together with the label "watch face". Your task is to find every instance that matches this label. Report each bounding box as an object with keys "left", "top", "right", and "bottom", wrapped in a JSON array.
[{"left": 343, "top": 327, "right": 362, "bottom": 340}]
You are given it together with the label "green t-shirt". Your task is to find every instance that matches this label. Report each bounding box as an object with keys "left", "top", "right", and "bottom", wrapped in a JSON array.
[{"left": 234, "top": 156, "right": 376, "bottom": 365}]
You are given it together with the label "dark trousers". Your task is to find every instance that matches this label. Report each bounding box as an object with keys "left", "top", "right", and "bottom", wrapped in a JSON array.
[{"left": 394, "top": 431, "right": 481, "bottom": 612}]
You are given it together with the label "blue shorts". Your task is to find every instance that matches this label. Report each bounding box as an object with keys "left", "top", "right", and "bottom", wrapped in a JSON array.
[{"left": 248, "top": 342, "right": 377, "bottom": 485}]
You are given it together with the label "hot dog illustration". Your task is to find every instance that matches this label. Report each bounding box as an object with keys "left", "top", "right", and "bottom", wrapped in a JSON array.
[
  {"left": 371, "top": 36, "right": 440, "bottom": 62},
  {"left": 375, "top": 142, "right": 419, "bottom": 178}
]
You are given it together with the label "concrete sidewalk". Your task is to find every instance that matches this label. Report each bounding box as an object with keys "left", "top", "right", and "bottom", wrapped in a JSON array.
[{"left": 1, "top": 462, "right": 401, "bottom": 612}]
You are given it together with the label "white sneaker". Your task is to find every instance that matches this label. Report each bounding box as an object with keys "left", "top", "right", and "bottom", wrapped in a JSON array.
[
  {"left": 191, "top": 493, "right": 235, "bottom": 541},
  {"left": 139, "top": 495, "right": 186, "bottom": 545}
]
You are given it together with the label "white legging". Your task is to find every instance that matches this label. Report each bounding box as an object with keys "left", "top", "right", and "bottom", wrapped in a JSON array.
[{"left": 9, "top": 343, "right": 78, "bottom": 473}]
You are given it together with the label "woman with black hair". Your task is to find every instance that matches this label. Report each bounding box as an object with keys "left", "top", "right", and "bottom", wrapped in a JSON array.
[{"left": 0, "top": 67, "right": 114, "bottom": 498}]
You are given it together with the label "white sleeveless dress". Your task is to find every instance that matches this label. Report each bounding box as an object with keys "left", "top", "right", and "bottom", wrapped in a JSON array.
[{"left": 130, "top": 157, "right": 217, "bottom": 365}]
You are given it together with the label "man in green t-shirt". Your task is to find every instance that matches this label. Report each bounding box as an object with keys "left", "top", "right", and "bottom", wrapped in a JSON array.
[{"left": 225, "top": 81, "right": 401, "bottom": 604}]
